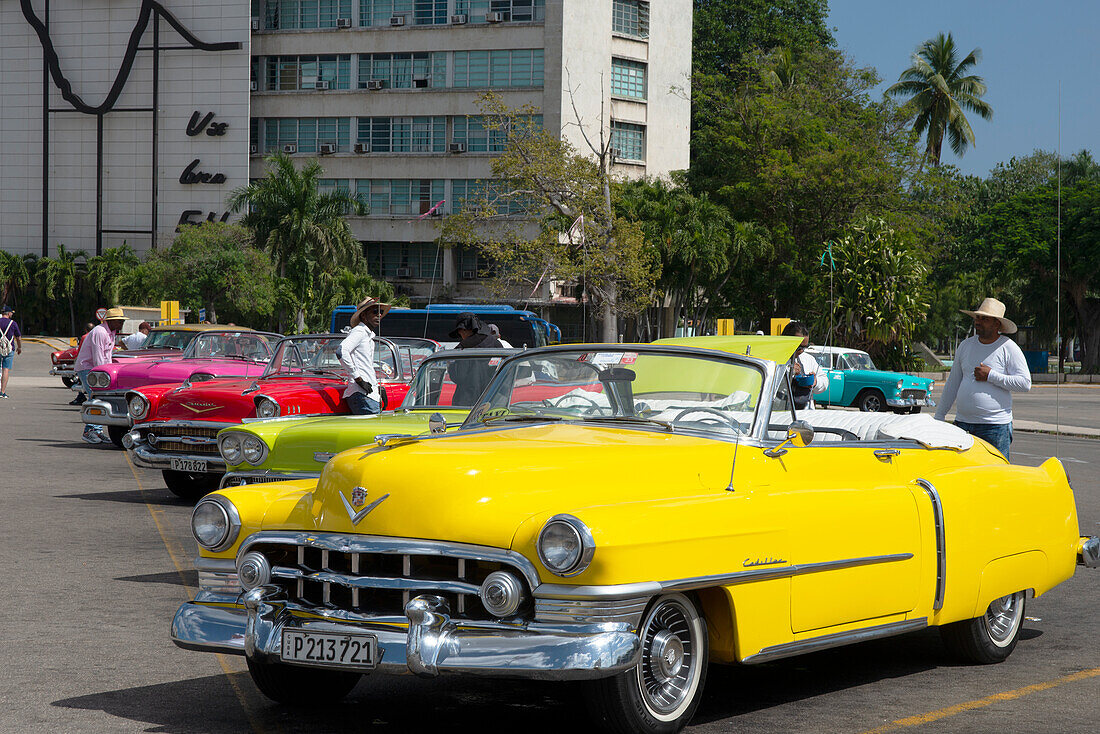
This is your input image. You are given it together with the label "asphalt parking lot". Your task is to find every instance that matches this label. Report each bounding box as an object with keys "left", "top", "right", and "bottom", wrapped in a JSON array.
[{"left": 1, "top": 341, "right": 1097, "bottom": 733}]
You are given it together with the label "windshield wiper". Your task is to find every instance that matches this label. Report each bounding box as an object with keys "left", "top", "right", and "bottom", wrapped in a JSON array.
[
  {"left": 582, "top": 415, "right": 675, "bottom": 432},
  {"left": 481, "top": 411, "right": 564, "bottom": 424}
]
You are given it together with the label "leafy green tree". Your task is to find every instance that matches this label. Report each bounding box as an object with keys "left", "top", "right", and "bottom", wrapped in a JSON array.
[
  {"left": 141, "top": 222, "right": 276, "bottom": 326},
  {"left": 886, "top": 32, "right": 993, "bottom": 167},
  {"left": 86, "top": 244, "right": 140, "bottom": 307},
  {"left": 0, "top": 251, "right": 31, "bottom": 307},
  {"left": 227, "top": 153, "right": 365, "bottom": 332},
  {"left": 825, "top": 217, "right": 930, "bottom": 369},
  {"left": 441, "top": 94, "right": 656, "bottom": 341},
  {"left": 38, "top": 244, "right": 87, "bottom": 335},
  {"left": 692, "top": 0, "right": 833, "bottom": 78},
  {"left": 316, "top": 269, "right": 404, "bottom": 331}
]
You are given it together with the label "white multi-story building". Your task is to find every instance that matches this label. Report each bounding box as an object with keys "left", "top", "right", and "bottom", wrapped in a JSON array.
[{"left": 1, "top": 0, "right": 691, "bottom": 321}]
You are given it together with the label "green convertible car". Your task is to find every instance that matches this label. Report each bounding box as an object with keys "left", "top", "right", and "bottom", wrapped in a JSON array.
[{"left": 217, "top": 348, "right": 516, "bottom": 488}]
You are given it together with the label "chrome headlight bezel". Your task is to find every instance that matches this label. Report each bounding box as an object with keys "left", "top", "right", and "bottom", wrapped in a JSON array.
[
  {"left": 241, "top": 435, "right": 268, "bottom": 465},
  {"left": 896, "top": 379, "right": 905, "bottom": 390},
  {"left": 537, "top": 514, "right": 595, "bottom": 578},
  {"left": 219, "top": 432, "right": 243, "bottom": 464},
  {"left": 128, "top": 393, "right": 149, "bottom": 420},
  {"left": 90, "top": 371, "right": 109, "bottom": 388},
  {"left": 255, "top": 396, "right": 280, "bottom": 419},
  {"left": 191, "top": 495, "right": 241, "bottom": 552}
]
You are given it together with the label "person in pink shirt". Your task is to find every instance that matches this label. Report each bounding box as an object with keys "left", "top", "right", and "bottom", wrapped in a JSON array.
[{"left": 74, "top": 307, "right": 127, "bottom": 443}]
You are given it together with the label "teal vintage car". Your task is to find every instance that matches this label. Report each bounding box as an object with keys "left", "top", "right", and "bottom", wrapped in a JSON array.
[
  {"left": 217, "top": 348, "right": 515, "bottom": 487},
  {"left": 807, "top": 346, "right": 936, "bottom": 413}
]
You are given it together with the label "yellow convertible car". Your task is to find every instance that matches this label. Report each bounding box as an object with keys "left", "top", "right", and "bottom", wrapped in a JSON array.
[{"left": 172, "top": 337, "right": 1098, "bottom": 733}]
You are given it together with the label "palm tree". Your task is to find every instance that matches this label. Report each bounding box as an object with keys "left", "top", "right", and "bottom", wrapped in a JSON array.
[
  {"left": 227, "top": 153, "right": 365, "bottom": 332},
  {"left": 0, "top": 251, "right": 31, "bottom": 307},
  {"left": 38, "top": 244, "right": 87, "bottom": 335},
  {"left": 886, "top": 32, "right": 993, "bottom": 166},
  {"left": 86, "top": 244, "right": 140, "bottom": 306}
]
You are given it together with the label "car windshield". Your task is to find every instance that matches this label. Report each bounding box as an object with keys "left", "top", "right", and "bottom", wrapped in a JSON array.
[
  {"left": 401, "top": 353, "right": 509, "bottom": 409},
  {"left": 463, "top": 348, "right": 764, "bottom": 437},
  {"left": 141, "top": 329, "right": 200, "bottom": 350},
  {"left": 843, "top": 352, "right": 876, "bottom": 371},
  {"left": 389, "top": 337, "right": 441, "bottom": 374},
  {"left": 186, "top": 332, "right": 276, "bottom": 361},
  {"left": 263, "top": 336, "right": 347, "bottom": 377}
]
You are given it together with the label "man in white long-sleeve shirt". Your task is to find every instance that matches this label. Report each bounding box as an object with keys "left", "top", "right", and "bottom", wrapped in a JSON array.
[
  {"left": 934, "top": 298, "right": 1031, "bottom": 459},
  {"left": 338, "top": 298, "right": 390, "bottom": 414}
]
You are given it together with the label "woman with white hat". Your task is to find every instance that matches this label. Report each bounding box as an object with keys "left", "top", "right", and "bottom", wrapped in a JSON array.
[
  {"left": 934, "top": 297, "right": 1031, "bottom": 459},
  {"left": 337, "top": 298, "right": 390, "bottom": 414}
]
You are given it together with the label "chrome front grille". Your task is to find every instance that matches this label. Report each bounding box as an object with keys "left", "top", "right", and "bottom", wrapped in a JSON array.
[
  {"left": 249, "top": 538, "right": 533, "bottom": 622},
  {"left": 535, "top": 597, "right": 649, "bottom": 626},
  {"left": 901, "top": 389, "right": 927, "bottom": 400},
  {"left": 149, "top": 426, "right": 221, "bottom": 455}
]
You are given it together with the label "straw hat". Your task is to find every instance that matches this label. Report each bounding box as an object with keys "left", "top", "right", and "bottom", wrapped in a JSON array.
[
  {"left": 961, "top": 297, "right": 1017, "bottom": 335},
  {"left": 102, "top": 307, "right": 127, "bottom": 321},
  {"left": 349, "top": 297, "right": 391, "bottom": 327}
]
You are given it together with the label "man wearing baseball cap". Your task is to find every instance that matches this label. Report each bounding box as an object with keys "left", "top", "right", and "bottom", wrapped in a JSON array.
[
  {"left": 74, "top": 307, "right": 127, "bottom": 442},
  {"left": 0, "top": 304, "right": 23, "bottom": 399},
  {"left": 934, "top": 297, "right": 1031, "bottom": 459}
]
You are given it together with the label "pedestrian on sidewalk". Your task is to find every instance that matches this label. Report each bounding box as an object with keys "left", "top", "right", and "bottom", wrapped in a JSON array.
[
  {"left": 74, "top": 307, "right": 127, "bottom": 442},
  {"left": 0, "top": 304, "right": 23, "bottom": 399},
  {"left": 934, "top": 298, "right": 1031, "bottom": 459},
  {"left": 337, "top": 298, "right": 390, "bottom": 415}
]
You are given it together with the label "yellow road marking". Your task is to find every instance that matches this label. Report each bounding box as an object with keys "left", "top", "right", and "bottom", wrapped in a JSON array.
[
  {"left": 126, "top": 452, "right": 273, "bottom": 734},
  {"left": 859, "top": 667, "right": 1100, "bottom": 733}
]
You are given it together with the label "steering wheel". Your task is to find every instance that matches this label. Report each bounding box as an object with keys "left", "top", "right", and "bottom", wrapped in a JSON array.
[
  {"left": 672, "top": 407, "right": 747, "bottom": 433},
  {"left": 543, "top": 393, "right": 603, "bottom": 410}
]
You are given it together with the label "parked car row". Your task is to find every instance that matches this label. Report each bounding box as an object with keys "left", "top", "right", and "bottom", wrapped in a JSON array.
[{"left": 54, "top": 329, "right": 1099, "bottom": 733}]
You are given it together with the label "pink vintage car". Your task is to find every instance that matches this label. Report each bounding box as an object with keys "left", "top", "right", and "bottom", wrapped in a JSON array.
[{"left": 80, "top": 329, "right": 281, "bottom": 446}]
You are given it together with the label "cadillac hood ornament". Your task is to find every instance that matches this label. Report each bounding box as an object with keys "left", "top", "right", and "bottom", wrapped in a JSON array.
[{"left": 340, "top": 486, "right": 389, "bottom": 526}]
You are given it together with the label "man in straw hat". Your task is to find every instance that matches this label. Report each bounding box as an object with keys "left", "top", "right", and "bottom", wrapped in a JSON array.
[
  {"left": 74, "top": 307, "right": 128, "bottom": 443},
  {"left": 934, "top": 297, "right": 1031, "bottom": 459},
  {"left": 337, "top": 297, "right": 390, "bottom": 414}
]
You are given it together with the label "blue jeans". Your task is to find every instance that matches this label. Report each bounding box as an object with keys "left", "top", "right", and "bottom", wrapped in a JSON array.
[
  {"left": 955, "top": 420, "right": 1013, "bottom": 459},
  {"left": 76, "top": 369, "right": 104, "bottom": 431},
  {"left": 347, "top": 392, "right": 381, "bottom": 415}
]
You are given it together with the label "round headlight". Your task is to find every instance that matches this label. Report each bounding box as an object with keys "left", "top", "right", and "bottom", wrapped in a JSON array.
[
  {"left": 256, "top": 398, "right": 279, "bottom": 419},
  {"left": 537, "top": 514, "right": 595, "bottom": 577},
  {"left": 479, "top": 570, "right": 526, "bottom": 617},
  {"left": 191, "top": 496, "right": 241, "bottom": 552},
  {"left": 91, "top": 371, "right": 107, "bottom": 388},
  {"left": 220, "top": 433, "right": 243, "bottom": 464},
  {"left": 237, "top": 551, "right": 272, "bottom": 591},
  {"left": 242, "top": 436, "right": 267, "bottom": 465},
  {"left": 128, "top": 394, "right": 149, "bottom": 420},
  {"left": 897, "top": 379, "right": 904, "bottom": 389}
]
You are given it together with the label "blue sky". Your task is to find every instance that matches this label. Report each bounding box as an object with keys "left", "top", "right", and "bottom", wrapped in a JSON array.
[{"left": 827, "top": 0, "right": 1100, "bottom": 177}]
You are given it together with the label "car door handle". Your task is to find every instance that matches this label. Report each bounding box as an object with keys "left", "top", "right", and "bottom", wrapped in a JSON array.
[{"left": 874, "top": 449, "right": 900, "bottom": 460}]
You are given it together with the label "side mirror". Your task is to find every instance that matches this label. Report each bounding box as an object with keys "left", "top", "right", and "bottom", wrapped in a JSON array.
[
  {"left": 765, "top": 419, "right": 814, "bottom": 457},
  {"left": 428, "top": 412, "right": 447, "bottom": 435}
]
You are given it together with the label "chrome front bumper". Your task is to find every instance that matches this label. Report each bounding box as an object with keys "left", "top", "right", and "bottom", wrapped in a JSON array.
[
  {"left": 1080, "top": 536, "right": 1100, "bottom": 568},
  {"left": 886, "top": 396, "right": 936, "bottom": 408},
  {"left": 127, "top": 441, "right": 226, "bottom": 472},
  {"left": 80, "top": 397, "right": 131, "bottom": 427},
  {"left": 172, "top": 586, "right": 640, "bottom": 680},
  {"left": 49, "top": 365, "right": 75, "bottom": 377}
]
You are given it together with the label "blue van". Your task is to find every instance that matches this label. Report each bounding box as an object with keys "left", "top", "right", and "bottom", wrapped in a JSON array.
[{"left": 330, "top": 304, "right": 560, "bottom": 348}]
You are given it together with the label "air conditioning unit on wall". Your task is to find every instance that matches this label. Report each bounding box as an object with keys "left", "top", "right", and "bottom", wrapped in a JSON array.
[
  {"left": 390, "top": 14, "right": 406, "bottom": 26},
  {"left": 353, "top": 142, "right": 370, "bottom": 154},
  {"left": 250, "top": 17, "right": 260, "bottom": 31},
  {"left": 450, "top": 14, "right": 468, "bottom": 24},
  {"left": 283, "top": 143, "right": 297, "bottom": 154},
  {"left": 449, "top": 142, "right": 466, "bottom": 153},
  {"left": 335, "top": 17, "right": 352, "bottom": 28},
  {"left": 395, "top": 267, "right": 412, "bottom": 277},
  {"left": 461, "top": 270, "right": 476, "bottom": 280},
  {"left": 314, "top": 80, "right": 330, "bottom": 90},
  {"left": 318, "top": 143, "right": 336, "bottom": 154},
  {"left": 250, "top": 80, "right": 258, "bottom": 91},
  {"left": 249, "top": 143, "right": 259, "bottom": 155},
  {"left": 485, "top": 11, "right": 505, "bottom": 22},
  {"left": 366, "top": 79, "right": 384, "bottom": 90}
]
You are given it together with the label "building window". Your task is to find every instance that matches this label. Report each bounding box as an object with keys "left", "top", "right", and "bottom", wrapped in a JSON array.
[
  {"left": 357, "top": 117, "right": 446, "bottom": 153},
  {"left": 358, "top": 53, "right": 447, "bottom": 89},
  {"left": 249, "top": 118, "right": 259, "bottom": 152},
  {"left": 452, "top": 115, "right": 542, "bottom": 152},
  {"left": 363, "top": 242, "right": 444, "bottom": 279},
  {"left": 453, "top": 49, "right": 544, "bottom": 87},
  {"left": 455, "top": 0, "right": 545, "bottom": 22},
  {"left": 318, "top": 178, "right": 351, "bottom": 194},
  {"left": 266, "top": 55, "right": 352, "bottom": 90},
  {"left": 610, "top": 121, "right": 645, "bottom": 162},
  {"left": 355, "top": 179, "right": 445, "bottom": 216},
  {"left": 451, "top": 179, "right": 529, "bottom": 215},
  {"left": 265, "top": 0, "right": 352, "bottom": 29},
  {"left": 611, "top": 58, "right": 646, "bottom": 99},
  {"left": 612, "top": 0, "right": 649, "bottom": 38},
  {"left": 456, "top": 248, "right": 498, "bottom": 279},
  {"left": 263, "top": 118, "right": 352, "bottom": 153}
]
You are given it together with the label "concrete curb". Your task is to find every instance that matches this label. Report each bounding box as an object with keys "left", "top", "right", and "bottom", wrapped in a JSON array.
[{"left": 1014, "top": 420, "right": 1100, "bottom": 439}]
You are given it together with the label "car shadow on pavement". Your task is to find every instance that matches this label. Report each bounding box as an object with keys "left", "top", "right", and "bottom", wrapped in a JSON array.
[
  {"left": 116, "top": 570, "right": 199, "bottom": 588},
  {"left": 53, "top": 672, "right": 590, "bottom": 733},
  {"left": 56, "top": 488, "right": 186, "bottom": 506}
]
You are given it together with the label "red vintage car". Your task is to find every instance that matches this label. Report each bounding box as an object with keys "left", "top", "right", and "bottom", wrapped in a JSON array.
[{"left": 123, "top": 334, "right": 413, "bottom": 500}]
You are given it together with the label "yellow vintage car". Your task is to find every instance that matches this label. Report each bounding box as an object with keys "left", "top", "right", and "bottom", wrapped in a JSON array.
[{"left": 172, "top": 337, "right": 1099, "bottom": 733}]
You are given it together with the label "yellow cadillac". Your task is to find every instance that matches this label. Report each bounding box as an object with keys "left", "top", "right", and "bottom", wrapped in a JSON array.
[{"left": 172, "top": 337, "right": 1099, "bottom": 733}]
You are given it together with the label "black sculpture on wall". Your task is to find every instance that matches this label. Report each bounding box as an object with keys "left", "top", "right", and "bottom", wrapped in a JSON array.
[{"left": 20, "top": 0, "right": 242, "bottom": 255}]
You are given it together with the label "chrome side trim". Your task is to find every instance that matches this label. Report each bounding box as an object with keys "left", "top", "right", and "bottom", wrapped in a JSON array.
[
  {"left": 238, "top": 531, "right": 542, "bottom": 590},
  {"left": 534, "top": 554, "right": 914, "bottom": 600},
  {"left": 743, "top": 618, "right": 928, "bottom": 664},
  {"left": 535, "top": 597, "right": 649, "bottom": 626},
  {"left": 915, "top": 478, "right": 946, "bottom": 610}
]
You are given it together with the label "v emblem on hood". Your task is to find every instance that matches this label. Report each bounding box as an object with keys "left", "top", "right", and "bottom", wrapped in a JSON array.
[{"left": 340, "top": 488, "right": 390, "bottom": 526}]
